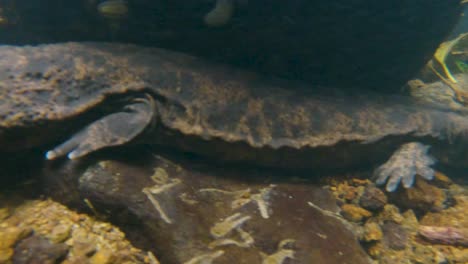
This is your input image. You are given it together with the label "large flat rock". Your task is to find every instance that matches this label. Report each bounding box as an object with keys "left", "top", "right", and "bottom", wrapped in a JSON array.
[{"left": 42, "top": 151, "right": 371, "bottom": 264}]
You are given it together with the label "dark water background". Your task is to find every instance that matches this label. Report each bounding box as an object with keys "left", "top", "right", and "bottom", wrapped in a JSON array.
[{"left": 0, "top": 0, "right": 462, "bottom": 91}]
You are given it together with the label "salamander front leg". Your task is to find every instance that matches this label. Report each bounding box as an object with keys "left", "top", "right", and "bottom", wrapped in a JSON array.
[
  {"left": 374, "top": 142, "right": 436, "bottom": 192},
  {"left": 45, "top": 97, "right": 156, "bottom": 160}
]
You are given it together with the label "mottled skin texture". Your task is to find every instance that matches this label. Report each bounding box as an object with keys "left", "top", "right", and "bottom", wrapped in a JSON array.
[{"left": 1, "top": 42, "right": 468, "bottom": 190}]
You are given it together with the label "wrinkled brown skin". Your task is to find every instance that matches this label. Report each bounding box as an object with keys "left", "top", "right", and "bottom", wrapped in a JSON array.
[{"left": 1, "top": 42, "right": 468, "bottom": 169}]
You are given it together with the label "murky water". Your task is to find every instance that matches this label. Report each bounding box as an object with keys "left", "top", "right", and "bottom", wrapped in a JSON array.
[{"left": 0, "top": 1, "right": 467, "bottom": 263}]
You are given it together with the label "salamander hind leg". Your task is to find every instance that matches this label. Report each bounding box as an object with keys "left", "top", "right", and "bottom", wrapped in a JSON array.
[
  {"left": 45, "top": 96, "right": 156, "bottom": 160},
  {"left": 374, "top": 142, "right": 436, "bottom": 192}
]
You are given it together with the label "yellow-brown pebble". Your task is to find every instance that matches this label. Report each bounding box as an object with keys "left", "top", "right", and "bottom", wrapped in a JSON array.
[
  {"left": 49, "top": 224, "right": 71, "bottom": 244},
  {"left": 0, "top": 226, "right": 32, "bottom": 249},
  {"left": 379, "top": 204, "right": 404, "bottom": 224},
  {"left": 362, "top": 222, "right": 383, "bottom": 242},
  {"left": 0, "top": 199, "right": 154, "bottom": 263},
  {"left": 90, "top": 249, "right": 116, "bottom": 264},
  {"left": 399, "top": 177, "right": 447, "bottom": 212},
  {"left": 0, "top": 226, "right": 32, "bottom": 263},
  {"left": 340, "top": 204, "right": 372, "bottom": 222}
]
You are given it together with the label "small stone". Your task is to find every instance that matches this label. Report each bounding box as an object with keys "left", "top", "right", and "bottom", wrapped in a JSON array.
[
  {"left": 380, "top": 204, "right": 404, "bottom": 224},
  {"left": 340, "top": 204, "right": 372, "bottom": 222},
  {"left": 401, "top": 210, "right": 418, "bottom": 230},
  {"left": 72, "top": 241, "right": 96, "bottom": 257},
  {"left": 0, "top": 226, "right": 32, "bottom": 249},
  {"left": 90, "top": 249, "right": 116, "bottom": 264},
  {"left": 343, "top": 185, "right": 358, "bottom": 201},
  {"left": 390, "top": 176, "right": 447, "bottom": 213},
  {"left": 334, "top": 182, "right": 361, "bottom": 203},
  {"left": 49, "top": 224, "right": 71, "bottom": 244},
  {"left": 382, "top": 221, "right": 407, "bottom": 250},
  {"left": 13, "top": 235, "right": 69, "bottom": 264},
  {"left": 351, "top": 179, "right": 370, "bottom": 186},
  {"left": 362, "top": 222, "right": 383, "bottom": 242},
  {"left": 359, "top": 186, "right": 388, "bottom": 211}
]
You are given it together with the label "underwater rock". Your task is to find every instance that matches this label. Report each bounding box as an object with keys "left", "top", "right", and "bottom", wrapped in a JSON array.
[
  {"left": 418, "top": 225, "right": 468, "bottom": 247},
  {"left": 0, "top": 197, "right": 150, "bottom": 264},
  {"left": 381, "top": 221, "right": 408, "bottom": 250},
  {"left": 361, "top": 222, "right": 383, "bottom": 242},
  {"left": 420, "top": 194, "right": 468, "bottom": 227},
  {"left": 329, "top": 170, "right": 468, "bottom": 262},
  {"left": 13, "top": 235, "right": 69, "bottom": 264},
  {"left": 340, "top": 204, "right": 372, "bottom": 222},
  {"left": 0, "top": 226, "right": 32, "bottom": 262},
  {"left": 389, "top": 176, "right": 448, "bottom": 214},
  {"left": 359, "top": 185, "right": 387, "bottom": 211},
  {"left": 42, "top": 153, "right": 372, "bottom": 264}
]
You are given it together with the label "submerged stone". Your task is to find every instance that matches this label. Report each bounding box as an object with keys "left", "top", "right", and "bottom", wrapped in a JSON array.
[
  {"left": 42, "top": 152, "right": 371, "bottom": 264},
  {"left": 0, "top": 196, "right": 149, "bottom": 264},
  {"left": 359, "top": 186, "right": 387, "bottom": 211},
  {"left": 13, "top": 235, "right": 69, "bottom": 264}
]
